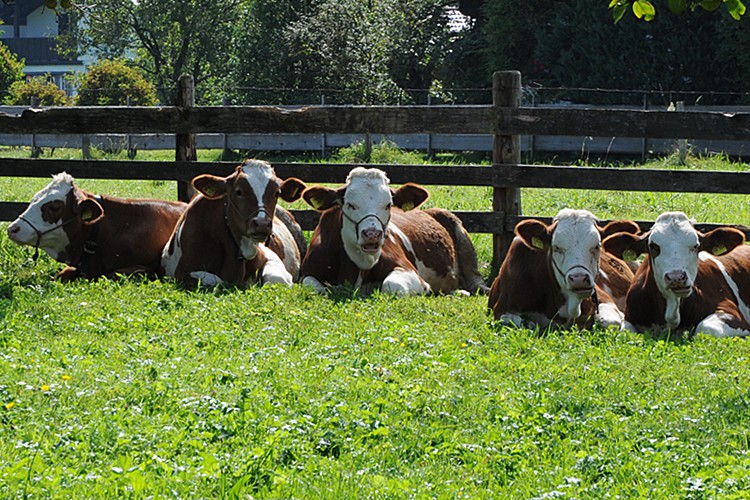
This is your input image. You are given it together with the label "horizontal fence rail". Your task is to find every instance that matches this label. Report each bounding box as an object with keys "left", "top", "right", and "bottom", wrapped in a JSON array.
[{"left": 0, "top": 71, "right": 749, "bottom": 269}]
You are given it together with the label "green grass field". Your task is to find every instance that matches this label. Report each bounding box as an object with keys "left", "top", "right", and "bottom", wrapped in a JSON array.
[{"left": 1, "top": 146, "right": 750, "bottom": 498}]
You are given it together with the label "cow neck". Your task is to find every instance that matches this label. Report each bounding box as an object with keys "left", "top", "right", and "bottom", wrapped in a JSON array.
[{"left": 75, "top": 195, "right": 104, "bottom": 276}]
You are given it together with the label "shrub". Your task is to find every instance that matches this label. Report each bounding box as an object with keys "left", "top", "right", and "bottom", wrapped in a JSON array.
[
  {"left": 75, "top": 59, "right": 158, "bottom": 106},
  {"left": 4, "top": 76, "right": 69, "bottom": 106},
  {"left": 0, "top": 42, "right": 24, "bottom": 96}
]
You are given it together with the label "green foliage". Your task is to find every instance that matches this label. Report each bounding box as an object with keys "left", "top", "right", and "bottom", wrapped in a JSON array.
[
  {"left": 78, "top": 0, "right": 241, "bottom": 104},
  {"left": 609, "top": 0, "right": 746, "bottom": 21},
  {"left": 75, "top": 60, "right": 157, "bottom": 106},
  {"left": 454, "top": 0, "right": 750, "bottom": 101},
  {"left": 229, "top": 0, "right": 451, "bottom": 105},
  {"left": 0, "top": 42, "right": 24, "bottom": 96},
  {"left": 4, "top": 77, "right": 69, "bottom": 106}
]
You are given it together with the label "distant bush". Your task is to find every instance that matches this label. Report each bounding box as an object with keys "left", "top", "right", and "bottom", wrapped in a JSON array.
[
  {"left": 4, "top": 76, "right": 69, "bottom": 106},
  {"left": 75, "top": 59, "right": 158, "bottom": 106},
  {"left": 0, "top": 42, "right": 24, "bottom": 95}
]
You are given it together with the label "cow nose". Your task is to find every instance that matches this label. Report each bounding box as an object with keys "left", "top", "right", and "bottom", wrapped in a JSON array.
[
  {"left": 567, "top": 271, "right": 592, "bottom": 290},
  {"left": 251, "top": 216, "right": 272, "bottom": 234},
  {"left": 361, "top": 227, "right": 383, "bottom": 243},
  {"left": 7, "top": 223, "right": 19, "bottom": 237},
  {"left": 664, "top": 270, "right": 689, "bottom": 288}
]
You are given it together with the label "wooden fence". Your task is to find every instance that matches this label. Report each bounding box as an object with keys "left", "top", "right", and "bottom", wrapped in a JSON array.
[{"left": 1, "top": 72, "right": 750, "bottom": 270}]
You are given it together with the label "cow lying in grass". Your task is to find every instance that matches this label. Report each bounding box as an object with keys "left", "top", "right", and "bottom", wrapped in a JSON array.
[
  {"left": 300, "top": 167, "right": 488, "bottom": 295},
  {"left": 603, "top": 211, "right": 750, "bottom": 337},
  {"left": 488, "top": 209, "right": 639, "bottom": 330},
  {"left": 7, "top": 172, "right": 186, "bottom": 281},
  {"left": 161, "top": 159, "right": 307, "bottom": 288}
]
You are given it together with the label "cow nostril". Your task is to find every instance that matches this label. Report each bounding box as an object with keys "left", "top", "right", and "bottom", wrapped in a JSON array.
[{"left": 361, "top": 228, "right": 383, "bottom": 241}]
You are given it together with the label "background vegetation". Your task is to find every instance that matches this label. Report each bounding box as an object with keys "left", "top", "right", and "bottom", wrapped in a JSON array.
[{"left": 3, "top": 0, "right": 747, "bottom": 106}]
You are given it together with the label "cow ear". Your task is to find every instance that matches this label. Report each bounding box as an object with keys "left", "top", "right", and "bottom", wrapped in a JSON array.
[
  {"left": 515, "top": 219, "right": 552, "bottom": 251},
  {"left": 280, "top": 178, "right": 307, "bottom": 202},
  {"left": 78, "top": 198, "right": 103, "bottom": 224},
  {"left": 303, "top": 186, "right": 343, "bottom": 211},
  {"left": 392, "top": 183, "right": 429, "bottom": 211},
  {"left": 699, "top": 227, "right": 745, "bottom": 256},
  {"left": 599, "top": 219, "right": 641, "bottom": 239},
  {"left": 193, "top": 174, "right": 228, "bottom": 199},
  {"left": 602, "top": 231, "right": 648, "bottom": 261}
]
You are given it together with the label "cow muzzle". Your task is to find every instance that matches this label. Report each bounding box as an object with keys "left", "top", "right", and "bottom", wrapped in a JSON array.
[
  {"left": 566, "top": 268, "right": 595, "bottom": 298},
  {"left": 248, "top": 214, "right": 273, "bottom": 242},
  {"left": 343, "top": 211, "right": 389, "bottom": 254},
  {"left": 664, "top": 270, "right": 693, "bottom": 297}
]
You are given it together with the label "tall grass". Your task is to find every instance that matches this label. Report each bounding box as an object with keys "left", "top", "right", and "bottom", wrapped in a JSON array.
[{"left": 2, "top": 146, "right": 750, "bottom": 497}]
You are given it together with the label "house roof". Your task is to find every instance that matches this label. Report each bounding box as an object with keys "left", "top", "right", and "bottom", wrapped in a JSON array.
[{"left": 0, "top": 0, "right": 45, "bottom": 26}]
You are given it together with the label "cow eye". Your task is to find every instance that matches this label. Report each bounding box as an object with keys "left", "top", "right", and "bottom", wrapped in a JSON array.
[
  {"left": 649, "top": 242, "right": 661, "bottom": 257},
  {"left": 235, "top": 188, "right": 244, "bottom": 197},
  {"left": 386, "top": 202, "right": 393, "bottom": 210},
  {"left": 691, "top": 244, "right": 700, "bottom": 252},
  {"left": 345, "top": 202, "right": 356, "bottom": 211},
  {"left": 553, "top": 245, "right": 563, "bottom": 254}
]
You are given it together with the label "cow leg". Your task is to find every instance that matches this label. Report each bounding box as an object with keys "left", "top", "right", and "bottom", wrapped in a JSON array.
[
  {"left": 596, "top": 302, "right": 625, "bottom": 329},
  {"left": 56, "top": 266, "right": 81, "bottom": 282},
  {"left": 696, "top": 312, "right": 750, "bottom": 337},
  {"left": 189, "top": 271, "right": 225, "bottom": 288},
  {"left": 381, "top": 268, "right": 430, "bottom": 295},
  {"left": 302, "top": 275, "right": 328, "bottom": 294},
  {"left": 261, "top": 250, "right": 293, "bottom": 286}
]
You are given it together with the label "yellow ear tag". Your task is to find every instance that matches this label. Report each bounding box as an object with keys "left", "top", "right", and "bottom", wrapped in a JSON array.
[
  {"left": 712, "top": 245, "right": 727, "bottom": 256},
  {"left": 81, "top": 209, "right": 93, "bottom": 221},
  {"left": 203, "top": 187, "right": 218, "bottom": 197},
  {"left": 400, "top": 202, "right": 414, "bottom": 211},
  {"left": 309, "top": 196, "right": 324, "bottom": 210},
  {"left": 531, "top": 236, "right": 544, "bottom": 249},
  {"left": 622, "top": 249, "right": 638, "bottom": 261}
]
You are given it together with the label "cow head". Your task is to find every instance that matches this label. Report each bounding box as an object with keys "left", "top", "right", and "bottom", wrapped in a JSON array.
[
  {"left": 7, "top": 172, "right": 104, "bottom": 262},
  {"left": 303, "top": 167, "right": 429, "bottom": 270},
  {"left": 192, "top": 159, "right": 306, "bottom": 260},
  {"left": 515, "top": 209, "right": 637, "bottom": 321},
  {"left": 603, "top": 211, "right": 745, "bottom": 327}
]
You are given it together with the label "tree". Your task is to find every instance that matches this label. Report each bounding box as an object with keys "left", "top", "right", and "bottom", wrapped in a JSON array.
[
  {"left": 609, "top": 0, "right": 746, "bottom": 22},
  {"left": 0, "top": 41, "right": 25, "bottom": 97},
  {"left": 75, "top": 59, "right": 157, "bottom": 106},
  {"left": 229, "top": 0, "right": 451, "bottom": 105},
  {"left": 73, "top": 0, "right": 243, "bottom": 103}
]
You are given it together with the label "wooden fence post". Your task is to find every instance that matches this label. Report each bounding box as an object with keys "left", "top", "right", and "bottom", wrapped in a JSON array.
[
  {"left": 491, "top": 70, "right": 522, "bottom": 275},
  {"left": 176, "top": 74, "right": 197, "bottom": 202}
]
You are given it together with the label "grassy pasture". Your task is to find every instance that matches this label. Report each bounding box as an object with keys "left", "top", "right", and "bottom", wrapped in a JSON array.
[{"left": 2, "top": 147, "right": 750, "bottom": 497}]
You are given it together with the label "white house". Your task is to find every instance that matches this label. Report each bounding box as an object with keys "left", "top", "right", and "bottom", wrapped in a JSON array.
[{"left": 0, "top": 0, "right": 92, "bottom": 94}]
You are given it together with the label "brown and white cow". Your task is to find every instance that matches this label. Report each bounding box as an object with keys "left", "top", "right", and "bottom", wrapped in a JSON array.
[
  {"left": 7, "top": 172, "right": 186, "bottom": 281},
  {"left": 299, "top": 167, "right": 488, "bottom": 295},
  {"left": 488, "top": 209, "right": 640, "bottom": 330},
  {"left": 603, "top": 211, "right": 750, "bottom": 337},
  {"left": 161, "top": 159, "right": 307, "bottom": 288}
]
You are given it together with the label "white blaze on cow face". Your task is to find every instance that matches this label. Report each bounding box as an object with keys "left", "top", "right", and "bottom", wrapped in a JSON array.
[
  {"left": 195, "top": 159, "right": 282, "bottom": 261},
  {"left": 647, "top": 212, "right": 701, "bottom": 327},
  {"left": 549, "top": 209, "right": 602, "bottom": 319},
  {"left": 7, "top": 172, "right": 76, "bottom": 260},
  {"left": 340, "top": 168, "right": 393, "bottom": 270}
]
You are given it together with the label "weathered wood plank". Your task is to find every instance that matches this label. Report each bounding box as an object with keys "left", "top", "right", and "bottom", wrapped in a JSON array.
[
  {"left": 0, "top": 158, "right": 494, "bottom": 186},
  {"left": 3, "top": 105, "right": 749, "bottom": 141},
  {"left": 496, "top": 164, "right": 750, "bottom": 194},
  {"left": 497, "top": 107, "right": 750, "bottom": 141},
  {"left": 0, "top": 106, "right": 496, "bottom": 135}
]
